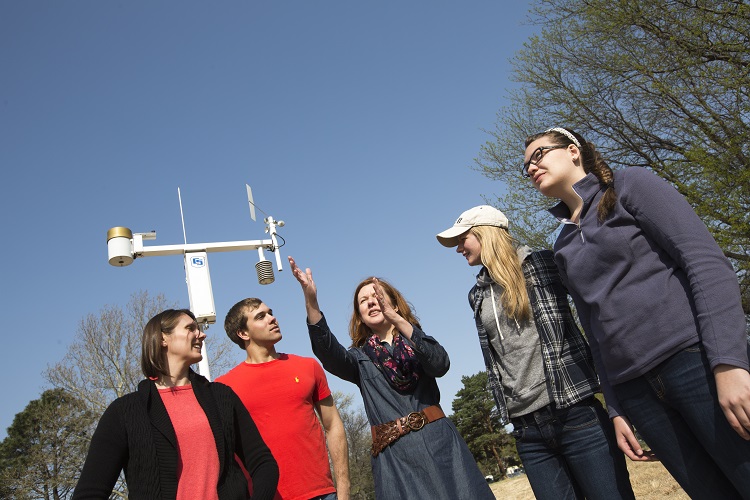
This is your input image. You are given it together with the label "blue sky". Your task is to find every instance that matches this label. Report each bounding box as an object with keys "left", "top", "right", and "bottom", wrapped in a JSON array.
[{"left": 0, "top": 1, "right": 535, "bottom": 438}]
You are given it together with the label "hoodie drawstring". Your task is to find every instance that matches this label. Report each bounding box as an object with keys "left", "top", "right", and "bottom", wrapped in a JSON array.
[{"left": 489, "top": 283, "right": 520, "bottom": 340}]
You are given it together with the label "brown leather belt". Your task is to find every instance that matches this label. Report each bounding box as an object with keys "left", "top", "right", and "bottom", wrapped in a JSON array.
[{"left": 370, "top": 405, "right": 445, "bottom": 457}]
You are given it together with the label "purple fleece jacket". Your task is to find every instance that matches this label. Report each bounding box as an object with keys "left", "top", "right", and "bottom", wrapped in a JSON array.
[{"left": 549, "top": 167, "right": 748, "bottom": 417}]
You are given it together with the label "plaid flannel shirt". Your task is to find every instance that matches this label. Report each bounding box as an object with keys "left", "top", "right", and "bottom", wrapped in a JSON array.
[{"left": 469, "top": 250, "right": 600, "bottom": 425}]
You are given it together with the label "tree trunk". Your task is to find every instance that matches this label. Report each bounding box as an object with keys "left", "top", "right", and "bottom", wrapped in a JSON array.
[{"left": 489, "top": 444, "right": 507, "bottom": 479}]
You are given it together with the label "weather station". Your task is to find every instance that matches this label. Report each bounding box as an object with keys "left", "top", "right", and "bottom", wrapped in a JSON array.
[{"left": 105, "top": 185, "right": 285, "bottom": 380}]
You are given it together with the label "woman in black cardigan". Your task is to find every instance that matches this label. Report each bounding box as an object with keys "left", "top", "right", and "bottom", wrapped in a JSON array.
[{"left": 73, "top": 309, "right": 279, "bottom": 499}]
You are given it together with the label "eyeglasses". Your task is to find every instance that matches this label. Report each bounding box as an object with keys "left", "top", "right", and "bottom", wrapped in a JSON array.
[{"left": 521, "top": 145, "right": 567, "bottom": 177}]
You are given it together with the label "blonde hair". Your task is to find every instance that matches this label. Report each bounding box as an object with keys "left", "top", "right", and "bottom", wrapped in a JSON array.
[{"left": 471, "top": 226, "right": 531, "bottom": 322}]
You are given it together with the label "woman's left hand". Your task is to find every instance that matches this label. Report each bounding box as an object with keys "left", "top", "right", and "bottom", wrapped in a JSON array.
[
  {"left": 373, "top": 278, "right": 413, "bottom": 338},
  {"left": 714, "top": 364, "right": 750, "bottom": 440},
  {"left": 372, "top": 278, "right": 397, "bottom": 322}
]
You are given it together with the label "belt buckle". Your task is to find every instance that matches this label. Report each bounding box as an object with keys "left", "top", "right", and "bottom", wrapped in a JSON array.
[{"left": 405, "top": 411, "right": 427, "bottom": 431}]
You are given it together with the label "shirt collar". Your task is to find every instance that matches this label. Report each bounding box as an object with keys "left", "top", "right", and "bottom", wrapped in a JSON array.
[{"left": 548, "top": 173, "right": 602, "bottom": 221}]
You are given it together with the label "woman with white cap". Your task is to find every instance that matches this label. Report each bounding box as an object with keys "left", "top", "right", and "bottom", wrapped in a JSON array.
[{"left": 437, "top": 206, "right": 634, "bottom": 500}]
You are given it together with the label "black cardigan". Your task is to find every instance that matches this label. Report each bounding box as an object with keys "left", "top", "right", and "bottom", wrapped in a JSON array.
[{"left": 73, "top": 371, "right": 279, "bottom": 499}]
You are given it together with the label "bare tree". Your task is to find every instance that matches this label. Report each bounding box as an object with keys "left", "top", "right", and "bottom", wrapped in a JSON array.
[
  {"left": 332, "top": 391, "right": 374, "bottom": 500},
  {"left": 45, "top": 290, "right": 237, "bottom": 415},
  {"left": 44, "top": 291, "right": 175, "bottom": 415}
]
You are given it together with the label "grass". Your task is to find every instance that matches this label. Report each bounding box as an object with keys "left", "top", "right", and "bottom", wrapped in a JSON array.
[{"left": 490, "top": 460, "right": 689, "bottom": 499}]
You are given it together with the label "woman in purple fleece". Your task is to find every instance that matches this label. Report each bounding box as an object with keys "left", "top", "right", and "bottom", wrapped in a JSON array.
[{"left": 522, "top": 127, "right": 750, "bottom": 499}]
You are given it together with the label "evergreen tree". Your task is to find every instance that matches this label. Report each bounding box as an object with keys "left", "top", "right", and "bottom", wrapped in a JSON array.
[
  {"left": 450, "top": 372, "right": 518, "bottom": 479},
  {"left": 0, "top": 389, "right": 94, "bottom": 500}
]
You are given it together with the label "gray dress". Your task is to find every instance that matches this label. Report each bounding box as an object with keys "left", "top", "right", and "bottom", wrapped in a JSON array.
[{"left": 308, "top": 315, "right": 494, "bottom": 500}]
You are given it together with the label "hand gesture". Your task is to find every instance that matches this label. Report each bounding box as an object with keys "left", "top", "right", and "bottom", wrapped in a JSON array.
[
  {"left": 288, "top": 256, "right": 323, "bottom": 324},
  {"left": 372, "top": 278, "right": 398, "bottom": 324},
  {"left": 372, "top": 278, "right": 413, "bottom": 338},
  {"left": 715, "top": 364, "right": 750, "bottom": 440},
  {"left": 289, "top": 256, "right": 316, "bottom": 296}
]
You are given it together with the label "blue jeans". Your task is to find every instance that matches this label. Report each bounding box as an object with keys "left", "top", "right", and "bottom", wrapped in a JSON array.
[
  {"left": 613, "top": 343, "right": 750, "bottom": 500},
  {"left": 511, "top": 397, "right": 634, "bottom": 500},
  {"left": 309, "top": 494, "right": 337, "bottom": 500}
]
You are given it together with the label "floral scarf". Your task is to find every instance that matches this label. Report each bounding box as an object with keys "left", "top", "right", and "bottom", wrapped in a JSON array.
[{"left": 362, "top": 333, "right": 421, "bottom": 391}]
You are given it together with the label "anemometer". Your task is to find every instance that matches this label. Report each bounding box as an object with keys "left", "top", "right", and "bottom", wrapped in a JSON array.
[{"left": 105, "top": 185, "right": 285, "bottom": 380}]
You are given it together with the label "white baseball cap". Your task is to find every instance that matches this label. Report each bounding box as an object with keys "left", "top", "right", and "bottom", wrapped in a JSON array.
[{"left": 436, "top": 205, "right": 509, "bottom": 247}]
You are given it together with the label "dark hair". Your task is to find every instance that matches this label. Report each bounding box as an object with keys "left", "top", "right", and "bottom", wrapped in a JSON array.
[
  {"left": 141, "top": 308, "right": 196, "bottom": 379},
  {"left": 525, "top": 127, "right": 616, "bottom": 221},
  {"left": 348, "top": 277, "right": 421, "bottom": 348},
  {"left": 224, "top": 298, "right": 264, "bottom": 350}
]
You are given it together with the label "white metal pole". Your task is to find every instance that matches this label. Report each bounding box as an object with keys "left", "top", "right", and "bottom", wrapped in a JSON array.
[{"left": 197, "top": 323, "right": 211, "bottom": 381}]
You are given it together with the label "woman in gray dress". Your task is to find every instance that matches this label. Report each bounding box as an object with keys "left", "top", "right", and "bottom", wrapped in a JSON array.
[{"left": 289, "top": 257, "right": 493, "bottom": 500}]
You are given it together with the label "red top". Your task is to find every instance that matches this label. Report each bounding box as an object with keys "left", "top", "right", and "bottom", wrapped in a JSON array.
[
  {"left": 159, "top": 385, "right": 220, "bottom": 500},
  {"left": 217, "top": 354, "right": 335, "bottom": 500}
]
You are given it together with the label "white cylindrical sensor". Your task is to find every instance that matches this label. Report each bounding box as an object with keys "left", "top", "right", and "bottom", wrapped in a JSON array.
[{"left": 107, "top": 227, "right": 134, "bottom": 266}]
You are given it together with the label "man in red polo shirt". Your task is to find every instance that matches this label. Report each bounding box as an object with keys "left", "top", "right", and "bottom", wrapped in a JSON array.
[{"left": 216, "top": 297, "right": 349, "bottom": 500}]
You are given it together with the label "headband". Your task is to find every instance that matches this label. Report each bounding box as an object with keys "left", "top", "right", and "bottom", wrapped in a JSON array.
[{"left": 545, "top": 127, "right": 581, "bottom": 148}]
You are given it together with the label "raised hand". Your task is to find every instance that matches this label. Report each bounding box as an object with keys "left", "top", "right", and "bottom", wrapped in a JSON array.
[
  {"left": 372, "top": 278, "right": 413, "bottom": 338},
  {"left": 288, "top": 256, "right": 322, "bottom": 324},
  {"left": 372, "top": 278, "right": 398, "bottom": 323},
  {"left": 289, "top": 256, "right": 316, "bottom": 294}
]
